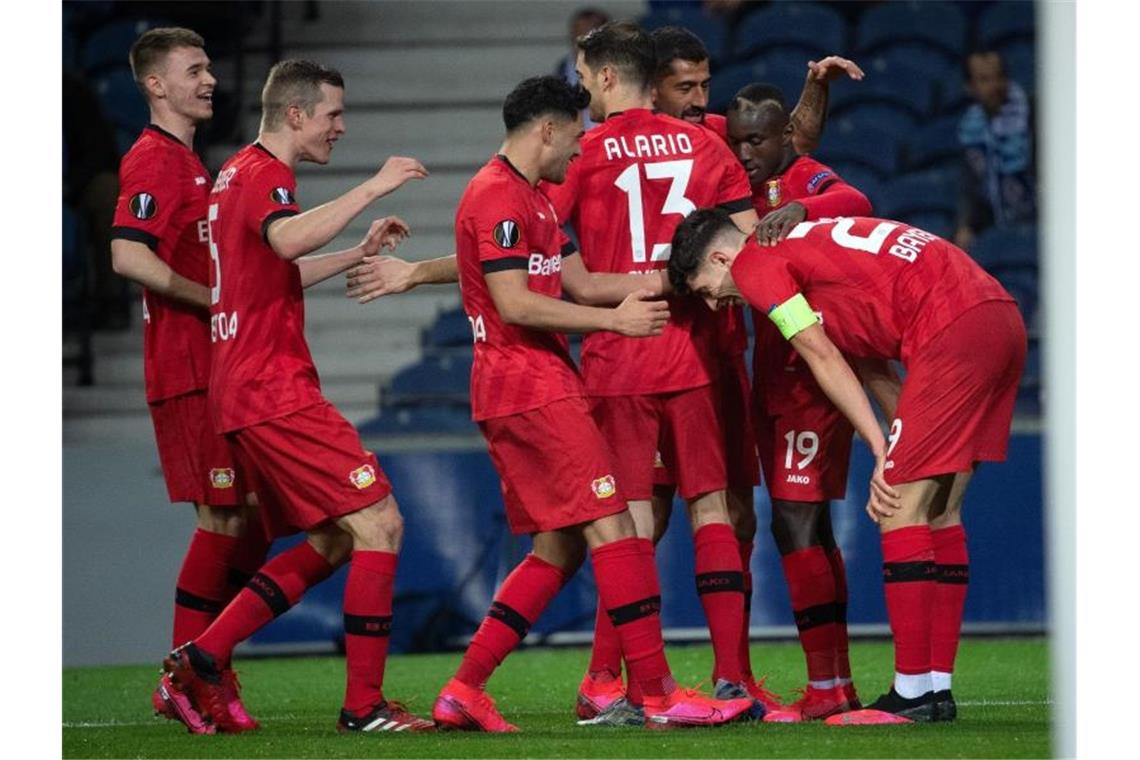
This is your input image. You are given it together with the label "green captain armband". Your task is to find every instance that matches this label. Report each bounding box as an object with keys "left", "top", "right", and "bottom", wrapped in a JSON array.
[{"left": 767, "top": 293, "right": 819, "bottom": 340}]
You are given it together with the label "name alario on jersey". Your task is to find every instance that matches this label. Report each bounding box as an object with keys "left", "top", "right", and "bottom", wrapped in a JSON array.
[{"left": 602, "top": 131, "right": 694, "bottom": 161}]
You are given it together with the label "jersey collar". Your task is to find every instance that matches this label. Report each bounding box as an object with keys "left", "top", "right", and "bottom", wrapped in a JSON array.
[
  {"left": 495, "top": 153, "right": 530, "bottom": 184},
  {"left": 145, "top": 123, "right": 190, "bottom": 148}
]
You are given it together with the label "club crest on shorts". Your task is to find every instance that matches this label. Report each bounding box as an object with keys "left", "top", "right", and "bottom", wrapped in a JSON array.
[
  {"left": 591, "top": 475, "right": 616, "bottom": 499},
  {"left": 765, "top": 179, "right": 781, "bottom": 208},
  {"left": 210, "top": 468, "right": 235, "bottom": 489},
  {"left": 129, "top": 192, "right": 157, "bottom": 220},
  {"left": 270, "top": 187, "right": 295, "bottom": 205},
  {"left": 492, "top": 219, "right": 520, "bottom": 249},
  {"left": 653, "top": 450, "right": 665, "bottom": 469},
  {"left": 349, "top": 464, "right": 377, "bottom": 490}
]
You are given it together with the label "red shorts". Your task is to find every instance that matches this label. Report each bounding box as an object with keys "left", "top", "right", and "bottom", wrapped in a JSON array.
[
  {"left": 228, "top": 401, "right": 391, "bottom": 537},
  {"left": 885, "top": 301, "right": 1026, "bottom": 484},
  {"left": 592, "top": 385, "right": 726, "bottom": 501},
  {"left": 652, "top": 356, "right": 760, "bottom": 491},
  {"left": 753, "top": 320, "right": 854, "bottom": 502},
  {"left": 479, "top": 396, "right": 628, "bottom": 535},
  {"left": 149, "top": 390, "right": 244, "bottom": 507}
]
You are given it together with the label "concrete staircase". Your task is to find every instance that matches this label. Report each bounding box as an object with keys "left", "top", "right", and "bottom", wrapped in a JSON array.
[{"left": 64, "top": 0, "right": 646, "bottom": 444}]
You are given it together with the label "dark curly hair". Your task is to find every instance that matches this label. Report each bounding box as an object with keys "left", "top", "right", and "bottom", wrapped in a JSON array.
[
  {"left": 502, "top": 75, "right": 590, "bottom": 132},
  {"left": 667, "top": 207, "right": 739, "bottom": 294}
]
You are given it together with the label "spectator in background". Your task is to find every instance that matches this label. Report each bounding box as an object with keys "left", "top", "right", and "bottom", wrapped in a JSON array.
[
  {"left": 553, "top": 6, "right": 609, "bottom": 129},
  {"left": 954, "top": 49, "right": 1036, "bottom": 252}
]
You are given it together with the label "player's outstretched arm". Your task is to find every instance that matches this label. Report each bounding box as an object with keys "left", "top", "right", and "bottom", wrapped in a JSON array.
[
  {"left": 853, "top": 357, "right": 902, "bottom": 421},
  {"left": 345, "top": 254, "right": 459, "bottom": 303},
  {"left": 486, "top": 268, "right": 668, "bottom": 337},
  {"left": 560, "top": 252, "right": 669, "bottom": 306},
  {"left": 789, "top": 55, "right": 864, "bottom": 155},
  {"left": 788, "top": 322, "right": 900, "bottom": 520},
  {"left": 267, "top": 156, "right": 428, "bottom": 261},
  {"left": 297, "top": 216, "right": 411, "bottom": 289},
  {"left": 111, "top": 239, "right": 210, "bottom": 310}
]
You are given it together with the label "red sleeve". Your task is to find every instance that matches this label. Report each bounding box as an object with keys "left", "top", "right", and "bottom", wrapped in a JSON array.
[
  {"left": 470, "top": 185, "right": 532, "bottom": 272},
  {"left": 111, "top": 147, "right": 179, "bottom": 250},
  {"left": 798, "top": 179, "right": 873, "bottom": 220},
  {"left": 709, "top": 138, "right": 753, "bottom": 213},
  {"left": 731, "top": 245, "right": 802, "bottom": 314},
  {"left": 540, "top": 155, "right": 581, "bottom": 227},
  {"left": 245, "top": 161, "right": 301, "bottom": 244}
]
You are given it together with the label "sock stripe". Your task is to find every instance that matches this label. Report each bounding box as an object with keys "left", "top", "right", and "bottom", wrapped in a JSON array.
[
  {"left": 488, "top": 601, "right": 531, "bottom": 639},
  {"left": 344, "top": 613, "right": 393, "bottom": 637},
  {"left": 793, "top": 601, "right": 841, "bottom": 631},
  {"left": 175, "top": 588, "right": 224, "bottom": 614},
  {"left": 606, "top": 595, "right": 662, "bottom": 627},
  {"left": 227, "top": 568, "right": 253, "bottom": 589},
  {"left": 936, "top": 564, "right": 970, "bottom": 584},
  {"left": 695, "top": 570, "right": 745, "bottom": 595},
  {"left": 883, "top": 561, "right": 937, "bottom": 583},
  {"left": 246, "top": 572, "right": 292, "bottom": 618}
]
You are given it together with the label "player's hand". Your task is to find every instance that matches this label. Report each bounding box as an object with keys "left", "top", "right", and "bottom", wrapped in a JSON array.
[
  {"left": 612, "top": 289, "right": 670, "bottom": 337},
  {"left": 756, "top": 203, "right": 807, "bottom": 246},
  {"left": 865, "top": 454, "right": 902, "bottom": 523},
  {"left": 359, "top": 216, "right": 411, "bottom": 257},
  {"left": 807, "top": 55, "right": 865, "bottom": 83},
  {"left": 346, "top": 255, "right": 416, "bottom": 303},
  {"left": 370, "top": 156, "right": 429, "bottom": 196}
]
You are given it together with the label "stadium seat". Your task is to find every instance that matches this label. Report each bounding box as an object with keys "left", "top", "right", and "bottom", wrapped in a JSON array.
[
  {"left": 896, "top": 211, "right": 954, "bottom": 241},
  {"left": 80, "top": 17, "right": 168, "bottom": 73},
  {"left": 357, "top": 403, "right": 475, "bottom": 435},
  {"left": 731, "top": 3, "right": 846, "bottom": 62},
  {"left": 902, "top": 114, "right": 962, "bottom": 172},
  {"left": 813, "top": 112, "right": 901, "bottom": 179},
  {"left": 93, "top": 67, "right": 149, "bottom": 135},
  {"left": 830, "top": 54, "right": 935, "bottom": 121},
  {"left": 978, "top": 1, "right": 1036, "bottom": 49},
  {"left": 969, "top": 225, "right": 1038, "bottom": 272},
  {"left": 868, "top": 45, "right": 956, "bottom": 97},
  {"left": 996, "top": 268, "right": 1039, "bottom": 325},
  {"left": 999, "top": 39, "right": 1036, "bottom": 97},
  {"left": 423, "top": 307, "right": 472, "bottom": 348},
  {"left": 709, "top": 55, "right": 806, "bottom": 115},
  {"left": 818, "top": 163, "right": 881, "bottom": 210},
  {"left": 384, "top": 352, "right": 472, "bottom": 406},
  {"left": 935, "top": 69, "right": 972, "bottom": 116},
  {"left": 876, "top": 169, "right": 957, "bottom": 221},
  {"left": 855, "top": 1, "right": 967, "bottom": 60},
  {"left": 641, "top": 6, "right": 728, "bottom": 65},
  {"left": 828, "top": 102, "right": 917, "bottom": 142}
]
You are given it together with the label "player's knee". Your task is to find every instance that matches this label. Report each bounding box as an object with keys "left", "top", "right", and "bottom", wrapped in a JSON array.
[
  {"left": 196, "top": 504, "right": 247, "bottom": 536},
  {"left": 307, "top": 528, "right": 352, "bottom": 566},
  {"left": 770, "top": 500, "right": 820, "bottom": 555},
  {"left": 686, "top": 490, "right": 730, "bottom": 531},
  {"left": 338, "top": 496, "right": 404, "bottom": 551}
]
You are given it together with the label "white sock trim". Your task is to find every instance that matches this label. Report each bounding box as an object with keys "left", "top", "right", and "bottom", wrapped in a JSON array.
[
  {"left": 932, "top": 671, "right": 953, "bottom": 692},
  {"left": 894, "top": 671, "right": 933, "bottom": 699}
]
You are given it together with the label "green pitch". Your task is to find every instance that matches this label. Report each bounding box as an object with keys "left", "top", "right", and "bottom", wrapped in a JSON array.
[{"left": 63, "top": 638, "right": 1050, "bottom": 758}]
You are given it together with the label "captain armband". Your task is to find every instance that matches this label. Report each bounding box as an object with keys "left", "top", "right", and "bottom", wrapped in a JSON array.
[{"left": 767, "top": 293, "right": 819, "bottom": 340}]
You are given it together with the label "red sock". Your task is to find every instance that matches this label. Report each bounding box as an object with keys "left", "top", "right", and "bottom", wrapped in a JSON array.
[
  {"left": 931, "top": 525, "right": 969, "bottom": 675},
  {"left": 592, "top": 537, "right": 674, "bottom": 700},
  {"left": 738, "top": 539, "right": 755, "bottom": 679},
  {"left": 223, "top": 521, "right": 272, "bottom": 601},
  {"left": 881, "top": 525, "right": 936, "bottom": 676},
  {"left": 780, "top": 546, "right": 839, "bottom": 683},
  {"left": 588, "top": 597, "right": 623, "bottom": 679},
  {"left": 342, "top": 551, "right": 399, "bottom": 715},
  {"left": 196, "top": 540, "right": 335, "bottom": 668},
  {"left": 173, "top": 529, "right": 239, "bottom": 648},
  {"left": 693, "top": 524, "right": 746, "bottom": 683},
  {"left": 826, "top": 545, "right": 852, "bottom": 680},
  {"left": 455, "top": 554, "right": 567, "bottom": 690},
  {"left": 622, "top": 540, "right": 659, "bottom": 705}
]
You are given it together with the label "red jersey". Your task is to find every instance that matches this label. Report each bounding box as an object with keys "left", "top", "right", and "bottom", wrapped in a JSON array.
[
  {"left": 702, "top": 112, "right": 728, "bottom": 141},
  {"left": 731, "top": 217, "right": 1015, "bottom": 365},
  {"left": 543, "top": 108, "right": 752, "bottom": 395},
  {"left": 111, "top": 125, "right": 213, "bottom": 402},
  {"left": 753, "top": 155, "right": 872, "bottom": 220},
  {"left": 206, "top": 143, "right": 323, "bottom": 433},
  {"left": 457, "top": 155, "right": 585, "bottom": 421}
]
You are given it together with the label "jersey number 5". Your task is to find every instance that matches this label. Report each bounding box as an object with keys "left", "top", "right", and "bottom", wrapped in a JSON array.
[
  {"left": 207, "top": 203, "right": 221, "bottom": 305},
  {"left": 613, "top": 159, "right": 695, "bottom": 263}
]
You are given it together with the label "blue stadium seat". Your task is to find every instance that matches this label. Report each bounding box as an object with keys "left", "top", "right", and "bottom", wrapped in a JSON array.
[
  {"left": 855, "top": 1, "right": 967, "bottom": 60},
  {"left": 93, "top": 67, "right": 149, "bottom": 135},
  {"left": 935, "top": 69, "right": 972, "bottom": 116},
  {"left": 709, "top": 55, "right": 806, "bottom": 115},
  {"left": 1014, "top": 384, "right": 1041, "bottom": 418},
  {"left": 897, "top": 211, "right": 954, "bottom": 241},
  {"left": 828, "top": 102, "right": 917, "bottom": 142},
  {"left": 830, "top": 54, "right": 935, "bottom": 120},
  {"left": 641, "top": 6, "right": 728, "bottom": 65},
  {"left": 80, "top": 17, "right": 168, "bottom": 73},
  {"left": 423, "top": 307, "right": 472, "bottom": 348},
  {"left": 978, "top": 1, "right": 1036, "bottom": 49},
  {"left": 969, "top": 224, "right": 1038, "bottom": 272},
  {"left": 876, "top": 169, "right": 957, "bottom": 222},
  {"left": 731, "top": 3, "right": 846, "bottom": 61},
  {"left": 996, "top": 268, "right": 1039, "bottom": 324},
  {"left": 820, "top": 163, "right": 882, "bottom": 210},
  {"left": 870, "top": 45, "right": 956, "bottom": 95},
  {"left": 357, "top": 404, "right": 475, "bottom": 436},
  {"left": 384, "top": 352, "right": 472, "bottom": 406},
  {"left": 999, "top": 39, "right": 1036, "bottom": 96},
  {"left": 903, "top": 114, "right": 962, "bottom": 171},
  {"left": 813, "top": 112, "right": 901, "bottom": 179}
]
